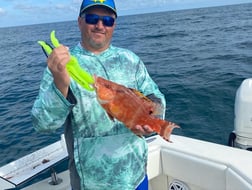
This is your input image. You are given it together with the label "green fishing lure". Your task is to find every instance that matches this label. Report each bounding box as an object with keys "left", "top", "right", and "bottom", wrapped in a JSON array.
[{"left": 38, "top": 30, "right": 94, "bottom": 91}]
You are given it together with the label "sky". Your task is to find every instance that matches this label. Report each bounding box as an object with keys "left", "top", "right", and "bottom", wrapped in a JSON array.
[{"left": 0, "top": 0, "right": 251, "bottom": 28}]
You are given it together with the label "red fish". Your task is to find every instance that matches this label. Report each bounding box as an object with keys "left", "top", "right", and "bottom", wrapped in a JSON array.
[{"left": 94, "top": 76, "right": 179, "bottom": 141}]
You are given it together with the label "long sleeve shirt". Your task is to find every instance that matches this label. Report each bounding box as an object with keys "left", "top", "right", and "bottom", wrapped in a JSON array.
[{"left": 31, "top": 43, "right": 166, "bottom": 190}]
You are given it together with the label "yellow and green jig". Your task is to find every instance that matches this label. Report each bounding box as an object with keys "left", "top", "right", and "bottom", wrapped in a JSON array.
[{"left": 38, "top": 30, "right": 94, "bottom": 91}]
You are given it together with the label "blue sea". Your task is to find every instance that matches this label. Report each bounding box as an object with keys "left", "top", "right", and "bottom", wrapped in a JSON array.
[{"left": 0, "top": 3, "right": 252, "bottom": 168}]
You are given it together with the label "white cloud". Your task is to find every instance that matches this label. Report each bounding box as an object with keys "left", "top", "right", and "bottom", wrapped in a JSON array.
[
  {"left": 55, "top": 4, "right": 68, "bottom": 9},
  {"left": 14, "top": 4, "right": 39, "bottom": 11},
  {"left": 0, "top": 8, "right": 6, "bottom": 15},
  {"left": 0, "top": 0, "right": 251, "bottom": 27},
  {"left": 72, "top": 0, "right": 82, "bottom": 4}
]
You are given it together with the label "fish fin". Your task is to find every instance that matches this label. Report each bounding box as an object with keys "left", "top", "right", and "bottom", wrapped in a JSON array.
[
  {"left": 129, "top": 88, "right": 163, "bottom": 116},
  {"left": 129, "top": 88, "right": 152, "bottom": 103},
  {"left": 151, "top": 103, "right": 165, "bottom": 117},
  {"left": 146, "top": 93, "right": 165, "bottom": 117},
  {"left": 161, "top": 122, "right": 180, "bottom": 142},
  {"left": 97, "top": 98, "right": 110, "bottom": 105}
]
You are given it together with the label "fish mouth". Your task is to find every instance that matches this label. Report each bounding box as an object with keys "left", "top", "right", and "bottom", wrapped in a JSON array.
[{"left": 96, "top": 97, "right": 110, "bottom": 105}]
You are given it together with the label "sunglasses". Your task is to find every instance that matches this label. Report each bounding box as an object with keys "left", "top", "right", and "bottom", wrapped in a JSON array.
[{"left": 83, "top": 14, "right": 115, "bottom": 27}]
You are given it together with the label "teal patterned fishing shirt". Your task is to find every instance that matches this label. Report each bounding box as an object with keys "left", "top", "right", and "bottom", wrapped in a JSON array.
[{"left": 32, "top": 43, "right": 165, "bottom": 190}]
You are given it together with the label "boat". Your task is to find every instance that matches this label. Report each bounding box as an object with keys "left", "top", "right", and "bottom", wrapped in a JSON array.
[{"left": 1, "top": 78, "right": 252, "bottom": 190}]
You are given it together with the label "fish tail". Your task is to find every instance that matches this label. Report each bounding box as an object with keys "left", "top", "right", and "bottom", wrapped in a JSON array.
[{"left": 160, "top": 121, "right": 180, "bottom": 142}]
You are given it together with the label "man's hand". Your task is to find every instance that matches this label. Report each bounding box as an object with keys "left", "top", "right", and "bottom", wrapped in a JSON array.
[
  {"left": 47, "top": 45, "right": 70, "bottom": 97},
  {"left": 131, "top": 125, "right": 154, "bottom": 137}
]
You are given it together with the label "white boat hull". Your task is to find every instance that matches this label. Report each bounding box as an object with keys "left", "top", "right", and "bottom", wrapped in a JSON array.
[
  {"left": 147, "top": 135, "right": 252, "bottom": 190},
  {"left": 4, "top": 134, "right": 249, "bottom": 190}
]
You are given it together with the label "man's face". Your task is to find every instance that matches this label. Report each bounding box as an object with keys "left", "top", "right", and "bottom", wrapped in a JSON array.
[{"left": 78, "top": 6, "right": 116, "bottom": 53}]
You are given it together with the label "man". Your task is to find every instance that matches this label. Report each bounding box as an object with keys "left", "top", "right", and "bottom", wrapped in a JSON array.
[{"left": 32, "top": 0, "right": 166, "bottom": 189}]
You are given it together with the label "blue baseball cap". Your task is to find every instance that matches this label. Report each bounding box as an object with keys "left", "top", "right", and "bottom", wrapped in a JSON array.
[{"left": 79, "top": 0, "right": 117, "bottom": 17}]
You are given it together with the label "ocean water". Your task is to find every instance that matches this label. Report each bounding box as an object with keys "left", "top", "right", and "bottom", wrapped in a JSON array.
[{"left": 0, "top": 3, "right": 252, "bottom": 167}]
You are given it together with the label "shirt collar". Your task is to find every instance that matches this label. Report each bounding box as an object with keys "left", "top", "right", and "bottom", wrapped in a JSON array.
[{"left": 77, "top": 42, "right": 113, "bottom": 57}]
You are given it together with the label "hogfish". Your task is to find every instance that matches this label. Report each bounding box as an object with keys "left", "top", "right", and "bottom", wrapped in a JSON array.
[{"left": 94, "top": 76, "right": 179, "bottom": 141}]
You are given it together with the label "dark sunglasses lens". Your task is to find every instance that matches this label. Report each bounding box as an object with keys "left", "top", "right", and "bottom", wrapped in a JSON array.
[
  {"left": 85, "top": 14, "right": 114, "bottom": 27},
  {"left": 85, "top": 14, "right": 99, "bottom": 24},
  {"left": 103, "top": 16, "right": 115, "bottom": 27}
]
